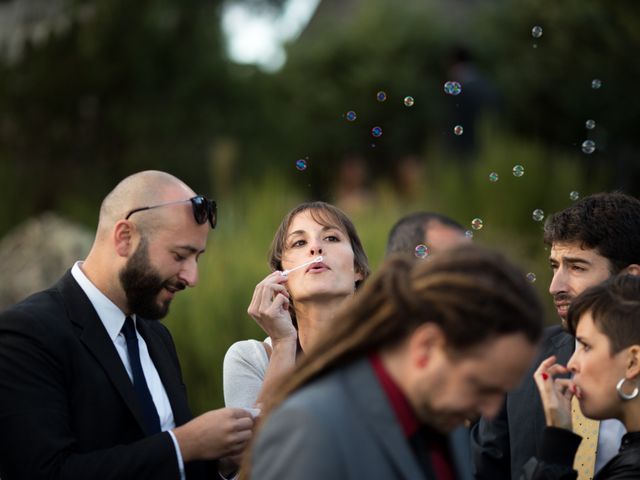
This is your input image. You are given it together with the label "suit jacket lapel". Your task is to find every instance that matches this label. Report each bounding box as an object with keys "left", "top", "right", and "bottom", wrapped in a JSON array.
[
  {"left": 551, "top": 329, "right": 574, "bottom": 365},
  {"left": 342, "top": 359, "right": 426, "bottom": 480},
  {"left": 136, "top": 320, "right": 192, "bottom": 426},
  {"left": 448, "top": 427, "right": 474, "bottom": 480},
  {"left": 56, "top": 271, "right": 149, "bottom": 434},
  {"left": 532, "top": 326, "right": 574, "bottom": 454}
]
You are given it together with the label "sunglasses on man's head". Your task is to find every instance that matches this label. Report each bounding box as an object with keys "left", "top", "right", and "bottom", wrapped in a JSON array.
[{"left": 125, "top": 195, "right": 217, "bottom": 229}]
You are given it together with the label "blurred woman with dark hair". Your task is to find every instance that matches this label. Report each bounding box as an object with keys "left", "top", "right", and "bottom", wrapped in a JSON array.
[{"left": 525, "top": 274, "right": 640, "bottom": 479}]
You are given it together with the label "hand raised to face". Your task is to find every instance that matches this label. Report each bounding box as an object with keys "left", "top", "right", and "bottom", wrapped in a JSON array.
[
  {"left": 247, "top": 271, "right": 296, "bottom": 342},
  {"left": 533, "top": 355, "right": 574, "bottom": 430}
]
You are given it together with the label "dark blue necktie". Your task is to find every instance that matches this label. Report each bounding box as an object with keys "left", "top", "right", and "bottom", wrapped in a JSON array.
[{"left": 121, "top": 316, "right": 161, "bottom": 435}]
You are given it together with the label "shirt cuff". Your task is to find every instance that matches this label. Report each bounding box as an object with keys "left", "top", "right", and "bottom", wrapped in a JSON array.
[{"left": 168, "top": 430, "right": 186, "bottom": 480}]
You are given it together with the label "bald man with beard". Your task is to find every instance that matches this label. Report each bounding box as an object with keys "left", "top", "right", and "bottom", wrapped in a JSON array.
[{"left": 0, "top": 171, "right": 252, "bottom": 480}]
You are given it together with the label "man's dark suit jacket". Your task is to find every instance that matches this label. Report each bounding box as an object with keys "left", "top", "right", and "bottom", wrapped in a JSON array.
[
  {"left": 0, "top": 271, "right": 211, "bottom": 479},
  {"left": 470, "top": 325, "right": 574, "bottom": 479},
  {"left": 252, "top": 357, "right": 474, "bottom": 480}
]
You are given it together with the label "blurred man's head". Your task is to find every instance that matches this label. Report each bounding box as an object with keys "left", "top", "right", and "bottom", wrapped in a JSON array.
[
  {"left": 271, "top": 245, "right": 543, "bottom": 433},
  {"left": 544, "top": 192, "right": 640, "bottom": 322},
  {"left": 386, "top": 212, "right": 469, "bottom": 258}
]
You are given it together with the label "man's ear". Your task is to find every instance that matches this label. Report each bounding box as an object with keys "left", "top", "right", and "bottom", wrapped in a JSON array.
[
  {"left": 626, "top": 264, "right": 640, "bottom": 276},
  {"left": 113, "top": 220, "right": 135, "bottom": 258},
  {"left": 408, "top": 323, "right": 445, "bottom": 369}
]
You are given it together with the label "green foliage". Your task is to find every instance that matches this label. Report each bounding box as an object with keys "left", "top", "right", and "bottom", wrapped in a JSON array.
[
  {"left": 472, "top": 0, "right": 640, "bottom": 152},
  {"left": 0, "top": 0, "right": 230, "bottom": 233},
  {"left": 235, "top": 1, "right": 453, "bottom": 191}
]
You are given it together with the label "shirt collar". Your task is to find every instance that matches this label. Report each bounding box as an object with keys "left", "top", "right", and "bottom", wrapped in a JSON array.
[
  {"left": 369, "top": 353, "right": 420, "bottom": 438},
  {"left": 71, "top": 261, "right": 133, "bottom": 341}
]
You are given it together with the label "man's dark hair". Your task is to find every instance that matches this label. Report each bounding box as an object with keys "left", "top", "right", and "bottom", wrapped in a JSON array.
[
  {"left": 567, "top": 274, "right": 640, "bottom": 354},
  {"left": 386, "top": 212, "right": 465, "bottom": 256},
  {"left": 543, "top": 192, "right": 640, "bottom": 273}
]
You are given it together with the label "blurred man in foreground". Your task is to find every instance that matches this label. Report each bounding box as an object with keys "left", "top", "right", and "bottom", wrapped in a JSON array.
[{"left": 246, "top": 245, "right": 544, "bottom": 480}]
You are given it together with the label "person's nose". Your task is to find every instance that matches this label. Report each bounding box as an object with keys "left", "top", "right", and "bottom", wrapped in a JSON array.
[
  {"left": 567, "top": 351, "right": 579, "bottom": 374},
  {"left": 549, "top": 266, "right": 568, "bottom": 296},
  {"left": 178, "top": 259, "right": 199, "bottom": 287},
  {"left": 309, "top": 239, "right": 323, "bottom": 257}
]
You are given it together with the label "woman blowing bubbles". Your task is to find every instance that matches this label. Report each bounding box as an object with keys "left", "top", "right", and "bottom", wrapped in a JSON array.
[
  {"left": 525, "top": 274, "right": 640, "bottom": 479},
  {"left": 223, "top": 202, "right": 370, "bottom": 410}
]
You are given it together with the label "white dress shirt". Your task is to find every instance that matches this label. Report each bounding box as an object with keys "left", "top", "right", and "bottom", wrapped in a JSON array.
[
  {"left": 596, "top": 418, "right": 626, "bottom": 472},
  {"left": 71, "top": 262, "right": 186, "bottom": 479}
]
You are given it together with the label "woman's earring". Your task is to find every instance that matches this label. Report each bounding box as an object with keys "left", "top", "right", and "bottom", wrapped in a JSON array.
[{"left": 616, "top": 377, "right": 639, "bottom": 401}]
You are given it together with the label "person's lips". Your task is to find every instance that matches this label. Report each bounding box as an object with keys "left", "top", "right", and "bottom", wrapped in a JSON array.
[
  {"left": 163, "top": 282, "right": 185, "bottom": 297},
  {"left": 572, "top": 383, "right": 583, "bottom": 400},
  {"left": 306, "top": 261, "right": 329, "bottom": 273},
  {"left": 555, "top": 301, "right": 570, "bottom": 317},
  {"left": 553, "top": 294, "right": 572, "bottom": 318}
]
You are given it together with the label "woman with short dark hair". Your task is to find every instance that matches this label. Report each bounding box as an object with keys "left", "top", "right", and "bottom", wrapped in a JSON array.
[{"left": 526, "top": 274, "right": 640, "bottom": 479}]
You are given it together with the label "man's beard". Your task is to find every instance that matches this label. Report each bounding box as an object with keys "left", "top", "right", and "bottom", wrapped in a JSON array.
[{"left": 119, "top": 238, "right": 185, "bottom": 320}]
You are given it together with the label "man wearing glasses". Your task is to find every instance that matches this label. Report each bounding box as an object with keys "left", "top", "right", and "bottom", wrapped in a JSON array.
[{"left": 0, "top": 170, "right": 251, "bottom": 479}]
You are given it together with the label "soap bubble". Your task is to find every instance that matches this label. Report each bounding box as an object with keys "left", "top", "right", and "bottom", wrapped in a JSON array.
[
  {"left": 526, "top": 272, "right": 537, "bottom": 283},
  {"left": 345, "top": 110, "right": 357, "bottom": 122},
  {"left": 403, "top": 96, "right": 415, "bottom": 107},
  {"left": 371, "top": 126, "right": 383, "bottom": 138},
  {"left": 585, "top": 119, "right": 595, "bottom": 130},
  {"left": 444, "top": 81, "right": 462, "bottom": 96},
  {"left": 295, "top": 159, "right": 308, "bottom": 171},
  {"left": 581, "top": 140, "right": 596, "bottom": 154},
  {"left": 570, "top": 191, "right": 580, "bottom": 201},
  {"left": 453, "top": 125, "right": 464, "bottom": 136},
  {"left": 512, "top": 165, "right": 525, "bottom": 177},
  {"left": 376, "top": 91, "right": 387, "bottom": 102},
  {"left": 532, "top": 209, "right": 545, "bottom": 222},
  {"left": 471, "top": 218, "right": 484, "bottom": 230},
  {"left": 414, "top": 244, "right": 429, "bottom": 259},
  {"left": 531, "top": 26, "right": 543, "bottom": 38},
  {"left": 488, "top": 172, "right": 499, "bottom": 183},
  {"left": 591, "top": 79, "right": 602, "bottom": 89}
]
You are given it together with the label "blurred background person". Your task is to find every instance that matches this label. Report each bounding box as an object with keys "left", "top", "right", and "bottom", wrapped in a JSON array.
[
  {"left": 444, "top": 44, "right": 500, "bottom": 162},
  {"left": 386, "top": 211, "right": 470, "bottom": 258},
  {"left": 245, "top": 244, "right": 544, "bottom": 480}
]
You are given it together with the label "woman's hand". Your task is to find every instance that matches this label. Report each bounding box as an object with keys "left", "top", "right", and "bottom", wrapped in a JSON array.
[
  {"left": 533, "top": 355, "right": 574, "bottom": 430},
  {"left": 247, "top": 272, "right": 297, "bottom": 342}
]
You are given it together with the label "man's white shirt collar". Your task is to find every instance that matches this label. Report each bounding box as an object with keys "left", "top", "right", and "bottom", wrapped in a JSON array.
[{"left": 71, "top": 261, "right": 133, "bottom": 340}]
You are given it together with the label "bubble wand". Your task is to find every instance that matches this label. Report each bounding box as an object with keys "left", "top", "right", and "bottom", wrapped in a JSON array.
[{"left": 280, "top": 256, "right": 323, "bottom": 276}]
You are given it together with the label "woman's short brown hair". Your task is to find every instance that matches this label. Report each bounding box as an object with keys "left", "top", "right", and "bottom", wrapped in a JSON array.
[{"left": 567, "top": 274, "right": 640, "bottom": 354}]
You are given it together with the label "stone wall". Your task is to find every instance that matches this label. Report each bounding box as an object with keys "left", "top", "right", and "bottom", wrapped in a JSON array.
[{"left": 0, "top": 212, "right": 93, "bottom": 309}]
